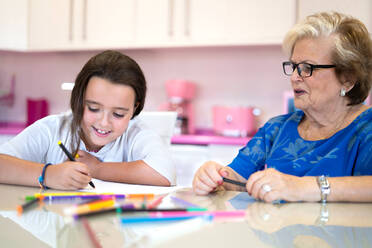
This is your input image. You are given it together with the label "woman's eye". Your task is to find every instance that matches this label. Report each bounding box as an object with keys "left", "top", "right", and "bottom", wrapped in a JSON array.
[
  {"left": 113, "top": 113, "right": 124, "bottom": 118},
  {"left": 88, "top": 106, "right": 99, "bottom": 112}
]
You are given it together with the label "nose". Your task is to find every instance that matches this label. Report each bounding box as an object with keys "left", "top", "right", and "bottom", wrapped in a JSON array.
[
  {"left": 98, "top": 111, "right": 111, "bottom": 127},
  {"left": 290, "top": 66, "right": 302, "bottom": 82}
]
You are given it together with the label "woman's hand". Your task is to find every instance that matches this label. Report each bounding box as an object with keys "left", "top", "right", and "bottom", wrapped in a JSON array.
[
  {"left": 75, "top": 150, "right": 101, "bottom": 177},
  {"left": 192, "top": 161, "right": 244, "bottom": 195},
  {"left": 192, "top": 161, "right": 227, "bottom": 195},
  {"left": 246, "top": 168, "right": 306, "bottom": 202},
  {"left": 45, "top": 161, "right": 92, "bottom": 190}
]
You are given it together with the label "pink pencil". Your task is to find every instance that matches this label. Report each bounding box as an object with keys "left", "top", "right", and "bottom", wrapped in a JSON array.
[{"left": 149, "top": 210, "right": 246, "bottom": 218}]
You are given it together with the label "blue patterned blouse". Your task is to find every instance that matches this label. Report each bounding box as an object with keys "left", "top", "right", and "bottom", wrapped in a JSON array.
[{"left": 228, "top": 108, "right": 372, "bottom": 179}]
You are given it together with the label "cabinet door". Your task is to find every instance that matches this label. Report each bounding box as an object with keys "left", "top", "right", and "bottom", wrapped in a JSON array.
[
  {"left": 0, "top": 0, "right": 71, "bottom": 51},
  {"left": 0, "top": 1, "right": 28, "bottom": 50},
  {"left": 135, "top": 0, "right": 170, "bottom": 47},
  {"left": 187, "top": 0, "right": 228, "bottom": 45},
  {"left": 225, "top": 0, "right": 296, "bottom": 45},
  {"left": 74, "top": 0, "right": 136, "bottom": 49},
  {"left": 187, "top": 0, "right": 296, "bottom": 46},
  {"left": 28, "top": 0, "right": 71, "bottom": 50},
  {"left": 298, "top": 0, "right": 372, "bottom": 32}
]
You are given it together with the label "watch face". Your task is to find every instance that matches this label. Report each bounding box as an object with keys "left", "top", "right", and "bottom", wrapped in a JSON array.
[{"left": 318, "top": 176, "right": 329, "bottom": 187}]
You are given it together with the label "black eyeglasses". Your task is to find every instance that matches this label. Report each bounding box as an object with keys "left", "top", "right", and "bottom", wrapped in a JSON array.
[{"left": 282, "top": 61, "right": 336, "bottom": 78}]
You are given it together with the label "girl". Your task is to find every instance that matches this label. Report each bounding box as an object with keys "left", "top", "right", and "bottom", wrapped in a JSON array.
[{"left": 0, "top": 50, "right": 175, "bottom": 190}]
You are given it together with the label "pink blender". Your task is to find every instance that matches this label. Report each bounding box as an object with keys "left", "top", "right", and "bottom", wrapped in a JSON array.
[{"left": 159, "top": 80, "right": 196, "bottom": 135}]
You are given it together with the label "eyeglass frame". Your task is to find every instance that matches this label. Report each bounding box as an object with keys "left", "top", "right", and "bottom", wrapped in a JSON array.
[{"left": 282, "top": 61, "right": 336, "bottom": 78}]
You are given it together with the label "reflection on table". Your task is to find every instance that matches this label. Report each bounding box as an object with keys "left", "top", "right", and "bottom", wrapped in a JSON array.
[{"left": 0, "top": 184, "right": 371, "bottom": 248}]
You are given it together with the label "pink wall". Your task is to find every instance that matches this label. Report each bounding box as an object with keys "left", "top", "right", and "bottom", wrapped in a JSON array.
[{"left": 0, "top": 45, "right": 291, "bottom": 128}]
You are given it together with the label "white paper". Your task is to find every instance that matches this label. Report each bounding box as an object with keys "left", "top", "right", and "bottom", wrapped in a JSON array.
[{"left": 79, "top": 178, "right": 185, "bottom": 195}]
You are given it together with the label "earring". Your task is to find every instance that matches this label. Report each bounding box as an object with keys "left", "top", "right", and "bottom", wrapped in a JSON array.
[{"left": 340, "top": 88, "right": 346, "bottom": 97}]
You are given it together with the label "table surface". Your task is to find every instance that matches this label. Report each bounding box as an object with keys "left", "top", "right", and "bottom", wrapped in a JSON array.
[{"left": 1, "top": 183, "right": 372, "bottom": 248}]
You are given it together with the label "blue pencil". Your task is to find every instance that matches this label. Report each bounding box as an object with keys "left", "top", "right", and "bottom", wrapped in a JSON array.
[{"left": 121, "top": 214, "right": 213, "bottom": 224}]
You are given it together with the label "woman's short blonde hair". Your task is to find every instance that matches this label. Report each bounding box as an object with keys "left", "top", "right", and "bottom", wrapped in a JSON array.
[{"left": 283, "top": 12, "right": 372, "bottom": 105}]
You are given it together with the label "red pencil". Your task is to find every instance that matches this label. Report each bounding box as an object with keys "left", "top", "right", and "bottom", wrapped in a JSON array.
[
  {"left": 81, "top": 218, "right": 102, "bottom": 248},
  {"left": 147, "top": 194, "right": 167, "bottom": 209}
]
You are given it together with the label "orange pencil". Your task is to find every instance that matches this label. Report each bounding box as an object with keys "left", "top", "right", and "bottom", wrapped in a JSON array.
[{"left": 17, "top": 197, "right": 41, "bottom": 215}]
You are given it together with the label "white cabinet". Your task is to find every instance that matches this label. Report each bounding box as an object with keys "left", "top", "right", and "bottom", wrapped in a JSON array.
[
  {"left": 135, "top": 0, "right": 170, "bottom": 47},
  {"left": 74, "top": 0, "right": 136, "bottom": 50},
  {"left": 298, "top": 0, "right": 372, "bottom": 32},
  {"left": 0, "top": 0, "right": 70, "bottom": 51},
  {"left": 137, "top": 0, "right": 296, "bottom": 47},
  {"left": 189, "top": 0, "right": 296, "bottom": 46},
  {"left": 0, "top": 0, "right": 297, "bottom": 51},
  {"left": 0, "top": 0, "right": 136, "bottom": 51},
  {"left": 171, "top": 143, "right": 241, "bottom": 187}
]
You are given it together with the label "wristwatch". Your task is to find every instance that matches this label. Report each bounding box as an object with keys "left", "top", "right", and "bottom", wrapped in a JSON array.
[
  {"left": 315, "top": 203, "right": 329, "bottom": 226},
  {"left": 317, "top": 175, "right": 330, "bottom": 203}
]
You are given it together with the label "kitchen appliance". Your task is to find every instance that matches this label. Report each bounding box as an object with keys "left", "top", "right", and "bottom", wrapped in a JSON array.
[
  {"left": 27, "top": 98, "right": 49, "bottom": 126},
  {"left": 212, "top": 106, "right": 257, "bottom": 137},
  {"left": 159, "top": 80, "right": 196, "bottom": 135}
]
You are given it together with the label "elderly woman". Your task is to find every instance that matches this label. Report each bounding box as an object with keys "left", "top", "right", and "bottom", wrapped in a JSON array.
[{"left": 193, "top": 12, "right": 372, "bottom": 203}]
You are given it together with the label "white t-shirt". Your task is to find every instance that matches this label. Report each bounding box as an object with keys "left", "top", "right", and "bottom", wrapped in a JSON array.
[{"left": 0, "top": 112, "right": 176, "bottom": 185}]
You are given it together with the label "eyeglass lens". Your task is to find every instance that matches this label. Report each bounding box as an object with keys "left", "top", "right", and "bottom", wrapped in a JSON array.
[{"left": 284, "top": 63, "right": 312, "bottom": 77}]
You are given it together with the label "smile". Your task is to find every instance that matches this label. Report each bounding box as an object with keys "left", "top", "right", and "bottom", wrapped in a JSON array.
[{"left": 92, "top": 126, "right": 111, "bottom": 136}]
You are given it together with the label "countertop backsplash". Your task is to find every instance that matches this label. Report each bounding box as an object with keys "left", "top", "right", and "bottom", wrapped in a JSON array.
[{"left": 0, "top": 46, "right": 290, "bottom": 129}]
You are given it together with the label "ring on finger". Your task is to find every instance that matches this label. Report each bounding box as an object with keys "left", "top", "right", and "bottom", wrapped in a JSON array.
[{"left": 262, "top": 184, "right": 272, "bottom": 193}]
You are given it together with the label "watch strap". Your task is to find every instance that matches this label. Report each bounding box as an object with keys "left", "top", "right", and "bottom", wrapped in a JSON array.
[{"left": 317, "top": 175, "right": 330, "bottom": 203}]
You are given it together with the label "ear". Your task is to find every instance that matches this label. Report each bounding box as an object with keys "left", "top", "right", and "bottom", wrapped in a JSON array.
[
  {"left": 345, "top": 82, "right": 355, "bottom": 93},
  {"left": 339, "top": 74, "right": 356, "bottom": 93}
]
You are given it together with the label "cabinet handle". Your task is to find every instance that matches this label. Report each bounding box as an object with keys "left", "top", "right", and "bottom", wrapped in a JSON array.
[
  {"left": 168, "top": 0, "right": 174, "bottom": 36},
  {"left": 184, "top": 0, "right": 190, "bottom": 36},
  {"left": 69, "top": 0, "right": 74, "bottom": 41},
  {"left": 82, "top": 0, "right": 87, "bottom": 40}
]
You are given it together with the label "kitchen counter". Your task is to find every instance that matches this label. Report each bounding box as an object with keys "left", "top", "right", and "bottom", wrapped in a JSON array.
[
  {"left": 0, "top": 122, "right": 26, "bottom": 135},
  {"left": 171, "top": 134, "right": 250, "bottom": 146},
  {"left": 0, "top": 123, "right": 252, "bottom": 146}
]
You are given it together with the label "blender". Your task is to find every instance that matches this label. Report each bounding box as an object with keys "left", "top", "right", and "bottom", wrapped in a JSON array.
[{"left": 159, "top": 80, "right": 196, "bottom": 135}]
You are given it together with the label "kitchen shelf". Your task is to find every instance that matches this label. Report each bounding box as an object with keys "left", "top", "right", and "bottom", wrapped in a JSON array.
[{"left": 171, "top": 134, "right": 251, "bottom": 146}]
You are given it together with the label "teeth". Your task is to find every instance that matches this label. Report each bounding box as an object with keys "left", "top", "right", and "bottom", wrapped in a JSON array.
[{"left": 95, "top": 128, "right": 109, "bottom": 134}]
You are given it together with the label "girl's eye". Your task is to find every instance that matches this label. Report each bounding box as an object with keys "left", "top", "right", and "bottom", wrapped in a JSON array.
[
  {"left": 113, "top": 112, "right": 124, "bottom": 118},
  {"left": 88, "top": 106, "right": 99, "bottom": 112}
]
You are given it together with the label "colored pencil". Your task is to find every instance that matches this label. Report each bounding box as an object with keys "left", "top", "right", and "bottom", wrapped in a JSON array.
[
  {"left": 17, "top": 197, "right": 40, "bottom": 215},
  {"left": 222, "top": 177, "right": 246, "bottom": 187},
  {"left": 27, "top": 194, "right": 126, "bottom": 201},
  {"left": 74, "top": 206, "right": 207, "bottom": 219},
  {"left": 64, "top": 198, "right": 116, "bottom": 216},
  {"left": 81, "top": 218, "right": 102, "bottom": 248},
  {"left": 34, "top": 192, "right": 127, "bottom": 197},
  {"left": 121, "top": 214, "right": 213, "bottom": 224},
  {"left": 74, "top": 203, "right": 135, "bottom": 219},
  {"left": 147, "top": 194, "right": 167, "bottom": 209},
  {"left": 170, "top": 196, "right": 200, "bottom": 208},
  {"left": 58, "top": 140, "right": 95, "bottom": 189},
  {"left": 149, "top": 210, "right": 246, "bottom": 218}
]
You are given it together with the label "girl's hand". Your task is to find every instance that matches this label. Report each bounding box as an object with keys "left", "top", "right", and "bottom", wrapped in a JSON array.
[
  {"left": 75, "top": 150, "right": 101, "bottom": 177},
  {"left": 192, "top": 161, "right": 230, "bottom": 195},
  {"left": 45, "top": 161, "right": 92, "bottom": 190},
  {"left": 246, "top": 168, "right": 304, "bottom": 202}
]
